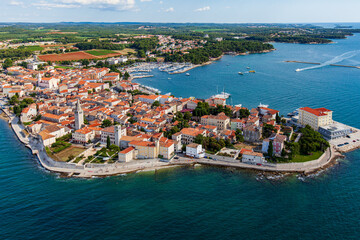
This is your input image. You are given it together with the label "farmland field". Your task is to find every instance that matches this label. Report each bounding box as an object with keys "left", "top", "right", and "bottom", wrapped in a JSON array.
[
  {"left": 24, "top": 45, "right": 44, "bottom": 51},
  {"left": 38, "top": 51, "right": 98, "bottom": 62},
  {"left": 86, "top": 49, "right": 116, "bottom": 56}
]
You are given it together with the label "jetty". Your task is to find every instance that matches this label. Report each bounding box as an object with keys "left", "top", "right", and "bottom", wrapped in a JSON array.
[{"left": 285, "top": 60, "right": 360, "bottom": 69}]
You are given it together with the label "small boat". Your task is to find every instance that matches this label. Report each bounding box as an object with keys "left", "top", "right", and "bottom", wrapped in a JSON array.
[
  {"left": 186, "top": 73, "right": 190, "bottom": 76},
  {"left": 246, "top": 67, "right": 250, "bottom": 69},
  {"left": 238, "top": 72, "right": 244, "bottom": 75},
  {"left": 295, "top": 69, "right": 301, "bottom": 72},
  {"left": 168, "top": 77, "right": 171, "bottom": 80},
  {"left": 249, "top": 70, "right": 256, "bottom": 73}
]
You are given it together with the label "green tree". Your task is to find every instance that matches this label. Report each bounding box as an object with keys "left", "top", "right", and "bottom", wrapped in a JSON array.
[
  {"left": 275, "top": 113, "right": 281, "bottom": 124},
  {"left": 81, "top": 59, "right": 90, "bottom": 66},
  {"left": 137, "top": 50, "right": 146, "bottom": 58},
  {"left": 268, "top": 141, "right": 274, "bottom": 157},
  {"left": 263, "top": 124, "right": 276, "bottom": 138},
  {"left": 151, "top": 101, "right": 161, "bottom": 108},
  {"left": 184, "top": 111, "right": 192, "bottom": 121},
  {"left": 235, "top": 129, "right": 244, "bottom": 142},
  {"left": 102, "top": 119, "right": 112, "bottom": 128},
  {"left": 123, "top": 71, "right": 130, "bottom": 80},
  {"left": 3, "top": 58, "right": 13, "bottom": 69},
  {"left": 239, "top": 109, "right": 250, "bottom": 119},
  {"left": 106, "top": 135, "right": 111, "bottom": 149},
  {"left": 34, "top": 115, "right": 42, "bottom": 121},
  {"left": 109, "top": 144, "right": 120, "bottom": 152}
]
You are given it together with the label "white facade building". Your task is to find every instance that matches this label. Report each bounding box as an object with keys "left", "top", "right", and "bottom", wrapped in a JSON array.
[
  {"left": 242, "top": 152, "right": 266, "bottom": 164},
  {"left": 186, "top": 143, "right": 205, "bottom": 158}
]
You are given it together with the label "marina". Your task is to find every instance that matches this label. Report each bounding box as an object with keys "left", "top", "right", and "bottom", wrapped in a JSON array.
[{"left": 124, "top": 62, "right": 197, "bottom": 79}]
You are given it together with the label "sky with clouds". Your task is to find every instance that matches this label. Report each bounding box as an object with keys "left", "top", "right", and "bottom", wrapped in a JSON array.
[{"left": 1, "top": 0, "right": 360, "bottom": 23}]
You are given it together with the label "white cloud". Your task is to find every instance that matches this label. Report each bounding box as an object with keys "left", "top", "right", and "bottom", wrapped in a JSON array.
[
  {"left": 159, "top": 0, "right": 163, "bottom": 3},
  {"left": 194, "top": 6, "right": 210, "bottom": 12},
  {"left": 9, "top": 0, "right": 24, "bottom": 6},
  {"left": 62, "top": 0, "right": 134, "bottom": 5},
  {"left": 61, "top": 0, "right": 135, "bottom": 10},
  {"left": 165, "top": 7, "right": 174, "bottom": 12},
  {"left": 32, "top": 1, "right": 80, "bottom": 9},
  {"left": 140, "top": 0, "right": 152, "bottom": 2}
]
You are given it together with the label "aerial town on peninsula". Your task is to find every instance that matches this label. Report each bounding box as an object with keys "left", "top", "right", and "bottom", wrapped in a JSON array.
[
  {"left": 1, "top": 53, "right": 360, "bottom": 178},
  {"left": 1, "top": 27, "right": 360, "bottom": 177}
]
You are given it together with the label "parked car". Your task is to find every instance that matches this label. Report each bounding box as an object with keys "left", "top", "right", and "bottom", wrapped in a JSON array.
[
  {"left": 256, "top": 163, "right": 262, "bottom": 166},
  {"left": 174, "top": 157, "right": 179, "bottom": 159}
]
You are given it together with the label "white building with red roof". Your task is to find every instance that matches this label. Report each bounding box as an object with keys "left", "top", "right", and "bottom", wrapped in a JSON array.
[
  {"left": 299, "top": 107, "right": 333, "bottom": 130},
  {"left": 72, "top": 127, "right": 95, "bottom": 144},
  {"left": 20, "top": 103, "right": 37, "bottom": 122}
]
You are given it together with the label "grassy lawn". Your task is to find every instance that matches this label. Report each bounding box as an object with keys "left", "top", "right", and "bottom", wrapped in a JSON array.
[
  {"left": 51, "top": 146, "right": 86, "bottom": 162},
  {"left": 117, "top": 48, "right": 136, "bottom": 55},
  {"left": 289, "top": 151, "right": 324, "bottom": 163},
  {"left": 86, "top": 49, "right": 116, "bottom": 56},
  {"left": 234, "top": 143, "right": 255, "bottom": 150},
  {"left": 24, "top": 45, "right": 44, "bottom": 51}
]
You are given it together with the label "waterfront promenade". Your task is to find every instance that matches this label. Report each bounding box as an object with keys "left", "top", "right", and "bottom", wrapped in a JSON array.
[
  {"left": 0, "top": 100, "right": 342, "bottom": 178},
  {"left": 0, "top": 102, "right": 176, "bottom": 177},
  {"left": 171, "top": 146, "right": 337, "bottom": 174}
]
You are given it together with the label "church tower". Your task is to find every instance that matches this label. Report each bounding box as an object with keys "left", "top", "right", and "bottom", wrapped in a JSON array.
[
  {"left": 74, "top": 100, "right": 84, "bottom": 130},
  {"left": 114, "top": 125, "right": 122, "bottom": 147}
]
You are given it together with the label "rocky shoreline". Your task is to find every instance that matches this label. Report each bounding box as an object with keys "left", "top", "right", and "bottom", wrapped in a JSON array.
[{"left": 0, "top": 102, "right": 348, "bottom": 179}]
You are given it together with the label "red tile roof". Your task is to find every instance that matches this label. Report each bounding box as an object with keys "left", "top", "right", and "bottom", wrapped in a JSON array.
[{"left": 300, "top": 107, "right": 331, "bottom": 117}]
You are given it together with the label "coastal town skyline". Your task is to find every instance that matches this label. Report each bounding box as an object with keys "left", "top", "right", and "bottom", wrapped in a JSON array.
[
  {"left": 1, "top": 16, "right": 360, "bottom": 239},
  {"left": 3, "top": 0, "right": 360, "bottom": 23}
]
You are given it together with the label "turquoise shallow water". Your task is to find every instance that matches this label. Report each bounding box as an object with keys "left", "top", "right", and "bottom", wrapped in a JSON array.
[{"left": 2, "top": 34, "right": 360, "bottom": 239}]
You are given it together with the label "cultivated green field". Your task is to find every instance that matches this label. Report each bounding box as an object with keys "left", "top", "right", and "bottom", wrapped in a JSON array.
[
  {"left": 86, "top": 49, "right": 116, "bottom": 56},
  {"left": 24, "top": 45, "right": 44, "bottom": 51}
]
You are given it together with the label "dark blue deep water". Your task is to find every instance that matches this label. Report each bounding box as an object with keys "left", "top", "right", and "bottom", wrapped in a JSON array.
[{"left": 2, "top": 34, "right": 360, "bottom": 240}]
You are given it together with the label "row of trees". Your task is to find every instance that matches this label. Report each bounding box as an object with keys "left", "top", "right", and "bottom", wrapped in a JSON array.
[
  {"left": 277, "top": 125, "right": 330, "bottom": 161},
  {"left": 194, "top": 134, "right": 233, "bottom": 153},
  {"left": 193, "top": 102, "right": 251, "bottom": 118},
  {"left": 0, "top": 48, "right": 32, "bottom": 60},
  {"left": 163, "top": 112, "right": 192, "bottom": 139},
  {"left": 9, "top": 95, "right": 35, "bottom": 117},
  {"left": 164, "top": 40, "right": 274, "bottom": 64},
  {"left": 131, "top": 37, "right": 158, "bottom": 52},
  {"left": 246, "top": 35, "right": 332, "bottom": 44},
  {"left": 192, "top": 102, "right": 234, "bottom": 118}
]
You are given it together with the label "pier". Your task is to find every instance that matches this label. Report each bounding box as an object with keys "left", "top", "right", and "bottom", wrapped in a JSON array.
[{"left": 285, "top": 60, "right": 360, "bottom": 69}]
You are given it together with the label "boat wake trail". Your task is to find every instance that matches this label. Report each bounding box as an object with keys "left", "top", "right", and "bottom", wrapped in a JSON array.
[{"left": 296, "top": 50, "right": 360, "bottom": 72}]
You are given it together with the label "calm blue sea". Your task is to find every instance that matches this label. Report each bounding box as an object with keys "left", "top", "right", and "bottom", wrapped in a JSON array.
[
  {"left": 136, "top": 33, "right": 360, "bottom": 128},
  {"left": 1, "top": 33, "right": 360, "bottom": 240}
]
